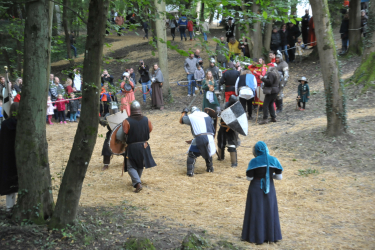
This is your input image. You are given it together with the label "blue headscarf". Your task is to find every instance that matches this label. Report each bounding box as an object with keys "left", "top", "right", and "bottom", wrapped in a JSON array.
[{"left": 247, "top": 141, "right": 283, "bottom": 194}]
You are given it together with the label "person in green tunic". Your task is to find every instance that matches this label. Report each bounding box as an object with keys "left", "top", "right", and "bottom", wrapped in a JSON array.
[
  {"left": 202, "top": 71, "right": 220, "bottom": 112},
  {"left": 297, "top": 76, "right": 310, "bottom": 111}
]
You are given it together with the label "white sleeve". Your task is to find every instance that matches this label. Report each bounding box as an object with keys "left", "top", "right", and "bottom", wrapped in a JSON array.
[
  {"left": 235, "top": 77, "right": 240, "bottom": 95},
  {"left": 246, "top": 176, "right": 253, "bottom": 181},
  {"left": 273, "top": 173, "right": 282, "bottom": 180}
]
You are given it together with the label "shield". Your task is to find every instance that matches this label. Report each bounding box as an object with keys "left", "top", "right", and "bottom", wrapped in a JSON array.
[
  {"left": 109, "top": 123, "right": 127, "bottom": 155},
  {"left": 204, "top": 108, "right": 218, "bottom": 138},
  {"left": 220, "top": 101, "right": 248, "bottom": 136},
  {"left": 106, "top": 110, "right": 128, "bottom": 130}
]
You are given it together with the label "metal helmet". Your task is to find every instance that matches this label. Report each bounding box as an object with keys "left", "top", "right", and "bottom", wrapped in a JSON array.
[
  {"left": 210, "top": 58, "right": 216, "bottom": 64},
  {"left": 191, "top": 106, "right": 200, "bottom": 113},
  {"left": 130, "top": 100, "right": 142, "bottom": 115}
]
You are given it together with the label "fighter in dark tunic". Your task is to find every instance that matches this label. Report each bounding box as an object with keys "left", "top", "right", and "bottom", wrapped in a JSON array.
[
  {"left": 99, "top": 115, "right": 113, "bottom": 171},
  {"left": 180, "top": 106, "right": 216, "bottom": 177},
  {"left": 217, "top": 95, "right": 240, "bottom": 167},
  {"left": 121, "top": 101, "right": 156, "bottom": 193}
]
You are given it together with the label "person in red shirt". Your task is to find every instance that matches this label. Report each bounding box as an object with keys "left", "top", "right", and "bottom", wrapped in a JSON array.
[
  {"left": 269, "top": 51, "right": 276, "bottom": 63},
  {"left": 55, "top": 94, "right": 69, "bottom": 124},
  {"left": 187, "top": 20, "right": 194, "bottom": 41},
  {"left": 248, "top": 58, "right": 267, "bottom": 107}
]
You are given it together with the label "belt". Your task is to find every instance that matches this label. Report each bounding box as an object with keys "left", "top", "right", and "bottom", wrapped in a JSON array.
[
  {"left": 195, "top": 133, "right": 213, "bottom": 137},
  {"left": 127, "top": 141, "right": 148, "bottom": 145}
]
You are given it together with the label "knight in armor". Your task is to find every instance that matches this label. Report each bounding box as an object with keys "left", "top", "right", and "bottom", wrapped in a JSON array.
[
  {"left": 179, "top": 106, "right": 216, "bottom": 177},
  {"left": 217, "top": 95, "right": 240, "bottom": 167},
  {"left": 275, "top": 51, "right": 289, "bottom": 113},
  {"left": 121, "top": 101, "right": 156, "bottom": 193},
  {"left": 99, "top": 114, "right": 113, "bottom": 171}
]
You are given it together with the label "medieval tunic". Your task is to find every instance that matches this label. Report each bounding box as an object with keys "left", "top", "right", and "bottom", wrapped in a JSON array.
[
  {"left": 201, "top": 79, "right": 220, "bottom": 111},
  {"left": 151, "top": 68, "right": 164, "bottom": 108},
  {"left": 120, "top": 80, "right": 135, "bottom": 116},
  {"left": 182, "top": 112, "right": 216, "bottom": 159},
  {"left": 298, "top": 83, "right": 310, "bottom": 103},
  {"left": 0, "top": 117, "right": 18, "bottom": 196},
  {"left": 242, "top": 141, "right": 283, "bottom": 244}
]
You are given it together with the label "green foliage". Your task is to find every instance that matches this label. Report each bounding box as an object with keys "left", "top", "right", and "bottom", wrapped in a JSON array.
[
  {"left": 181, "top": 233, "right": 211, "bottom": 250},
  {"left": 123, "top": 237, "right": 156, "bottom": 250},
  {"left": 298, "top": 168, "right": 319, "bottom": 177},
  {"left": 51, "top": 35, "right": 87, "bottom": 62}
]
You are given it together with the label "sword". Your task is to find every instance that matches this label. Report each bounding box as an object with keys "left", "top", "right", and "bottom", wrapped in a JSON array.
[{"left": 186, "top": 91, "right": 200, "bottom": 110}]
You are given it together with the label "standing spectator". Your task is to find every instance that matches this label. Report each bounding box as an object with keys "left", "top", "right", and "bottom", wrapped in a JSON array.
[
  {"left": 151, "top": 64, "right": 164, "bottom": 110},
  {"left": 258, "top": 67, "right": 280, "bottom": 124},
  {"left": 194, "top": 49, "right": 203, "bottom": 68},
  {"left": 69, "top": 31, "right": 77, "bottom": 58},
  {"left": 184, "top": 53, "right": 198, "bottom": 97},
  {"left": 269, "top": 51, "right": 276, "bottom": 64},
  {"left": 287, "top": 22, "right": 301, "bottom": 62},
  {"left": 216, "top": 36, "right": 229, "bottom": 68},
  {"left": 64, "top": 78, "right": 74, "bottom": 95},
  {"left": 225, "top": 17, "right": 235, "bottom": 42},
  {"left": 308, "top": 16, "right": 317, "bottom": 47},
  {"left": 50, "top": 77, "right": 65, "bottom": 120},
  {"left": 68, "top": 92, "right": 80, "bottom": 122},
  {"left": 12, "top": 77, "right": 22, "bottom": 95},
  {"left": 228, "top": 37, "right": 241, "bottom": 61},
  {"left": 49, "top": 74, "right": 54, "bottom": 85},
  {"left": 120, "top": 72, "right": 135, "bottom": 115},
  {"left": 169, "top": 18, "right": 178, "bottom": 41},
  {"left": 279, "top": 24, "right": 289, "bottom": 62},
  {"left": 110, "top": 9, "right": 117, "bottom": 24},
  {"left": 202, "top": 71, "right": 220, "bottom": 111},
  {"left": 340, "top": 13, "right": 349, "bottom": 54},
  {"left": 101, "top": 69, "right": 114, "bottom": 86},
  {"left": 248, "top": 58, "right": 267, "bottom": 107},
  {"left": 129, "top": 68, "right": 136, "bottom": 84},
  {"left": 194, "top": 65, "right": 205, "bottom": 92},
  {"left": 55, "top": 94, "right": 68, "bottom": 124},
  {"left": 178, "top": 15, "right": 188, "bottom": 41},
  {"left": 115, "top": 13, "right": 125, "bottom": 36},
  {"left": 270, "top": 27, "right": 281, "bottom": 53},
  {"left": 238, "top": 36, "right": 250, "bottom": 57},
  {"left": 202, "top": 21, "right": 209, "bottom": 42},
  {"left": 301, "top": 9, "right": 311, "bottom": 45},
  {"left": 100, "top": 83, "right": 112, "bottom": 117},
  {"left": 46, "top": 96, "right": 55, "bottom": 125},
  {"left": 142, "top": 20, "right": 149, "bottom": 40},
  {"left": 187, "top": 19, "right": 194, "bottom": 41},
  {"left": 68, "top": 68, "right": 82, "bottom": 92},
  {"left": 138, "top": 60, "right": 152, "bottom": 103},
  {"left": 360, "top": 10, "right": 368, "bottom": 37},
  {"left": 0, "top": 102, "right": 20, "bottom": 212}
]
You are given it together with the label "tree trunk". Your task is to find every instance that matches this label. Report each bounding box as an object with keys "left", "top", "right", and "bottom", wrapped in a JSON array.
[
  {"left": 209, "top": 8, "right": 214, "bottom": 24},
  {"left": 234, "top": 7, "right": 240, "bottom": 41},
  {"left": 251, "top": 3, "right": 263, "bottom": 59},
  {"left": 310, "top": 0, "right": 347, "bottom": 136},
  {"left": 62, "top": 0, "right": 71, "bottom": 60},
  {"left": 154, "top": 0, "right": 169, "bottom": 96},
  {"left": 13, "top": 0, "right": 54, "bottom": 223},
  {"left": 350, "top": 0, "right": 375, "bottom": 88},
  {"left": 200, "top": 3, "right": 205, "bottom": 22},
  {"left": 347, "top": 0, "right": 362, "bottom": 55},
  {"left": 241, "top": 0, "right": 253, "bottom": 58},
  {"left": 263, "top": 21, "right": 273, "bottom": 54},
  {"left": 49, "top": 0, "right": 109, "bottom": 229},
  {"left": 16, "top": 39, "right": 22, "bottom": 74}
]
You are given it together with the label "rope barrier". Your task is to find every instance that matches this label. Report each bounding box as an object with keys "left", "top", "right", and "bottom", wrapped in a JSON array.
[
  {"left": 52, "top": 97, "right": 82, "bottom": 103},
  {"left": 280, "top": 41, "right": 317, "bottom": 52}
]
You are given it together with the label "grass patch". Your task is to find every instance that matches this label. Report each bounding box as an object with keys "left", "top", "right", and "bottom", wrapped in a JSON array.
[{"left": 298, "top": 168, "right": 319, "bottom": 177}]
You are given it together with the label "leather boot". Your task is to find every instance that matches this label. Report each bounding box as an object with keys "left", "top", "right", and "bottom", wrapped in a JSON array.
[
  {"left": 230, "top": 151, "right": 237, "bottom": 168},
  {"left": 134, "top": 183, "right": 143, "bottom": 193},
  {"left": 205, "top": 157, "right": 214, "bottom": 172},
  {"left": 217, "top": 148, "right": 224, "bottom": 161},
  {"left": 187, "top": 153, "right": 196, "bottom": 177},
  {"left": 270, "top": 117, "right": 277, "bottom": 122},
  {"left": 187, "top": 163, "right": 195, "bottom": 177},
  {"left": 259, "top": 119, "right": 269, "bottom": 125},
  {"left": 275, "top": 99, "right": 283, "bottom": 113}
]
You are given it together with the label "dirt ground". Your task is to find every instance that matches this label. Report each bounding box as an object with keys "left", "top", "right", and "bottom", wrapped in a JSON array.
[{"left": 1, "top": 27, "right": 375, "bottom": 249}]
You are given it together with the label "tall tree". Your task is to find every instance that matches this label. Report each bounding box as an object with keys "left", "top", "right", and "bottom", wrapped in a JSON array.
[
  {"left": 13, "top": 0, "right": 54, "bottom": 222},
  {"left": 263, "top": 21, "right": 273, "bottom": 54},
  {"left": 251, "top": 3, "right": 263, "bottom": 59},
  {"left": 62, "top": 0, "right": 72, "bottom": 60},
  {"left": 241, "top": 0, "right": 253, "bottom": 58},
  {"left": 49, "top": 0, "right": 109, "bottom": 228},
  {"left": 347, "top": 0, "right": 362, "bottom": 55},
  {"left": 350, "top": 0, "right": 375, "bottom": 86},
  {"left": 310, "top": 0, "right": 347, "bottom": 136},
  {"left": 154, "top": 0, "right": 169, "bottom": 96}
]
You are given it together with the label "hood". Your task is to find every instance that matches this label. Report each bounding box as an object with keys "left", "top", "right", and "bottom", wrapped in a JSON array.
[{"left": 253, "top": 141, "right": 269, "bottom": 157}]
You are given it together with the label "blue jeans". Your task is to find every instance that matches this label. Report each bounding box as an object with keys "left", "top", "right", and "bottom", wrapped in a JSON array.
[
  {"left": 203, "top": 33, "right": 207, "bottom": 41},
  {"left": 342, "top": 38, "right": 349, "bottom": 48},
  {"left": 189, "top": 31, "right": 193, "bottom": 40},
  {"left": 179, "top": 27, "right": 186, "bottom": 39},
  {"left": 187, "top": 74, "right": 196, "bottom": 95},
  {"left": 70, "top": 112, "right": 77, "bottom": 121},
  {"left": 141, "top": 80, "right": 152, "bottom": 102},
  {"left": 70, "top": 44, "right": 77, "bottom": 57},
  {"left": 283, "top": 45, "right": 289, "bottom": 62}
]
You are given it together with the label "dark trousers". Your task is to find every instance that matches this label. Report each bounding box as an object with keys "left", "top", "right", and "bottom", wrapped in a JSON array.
[
  {"left": 144, "top": 29, "right": 148, "bottom": 39},
  {"left": 263, "top": 94, "right": 277, "bottom": 119},
  {"left": 58, "top": 110, "right": 66, "bottom": 122},
  {"left": 179, "top": 27, "right": 186, "bottom": 39},
  {"left": 240, "top": 97, "right": 254, "bottom": 118},
  {"left": 171, "top": 28, "right": 176, "bottom": 38},
  {"left": 302, "top": 28, "right": 309, "bottom": 44},
  {"left": 288, "top": 42, "right": 296, "bottom": 62},
  {"left": 103, "top": 155, "right": 111, "bottom": 164},
  {"left": 298, "top": 102, "right": 306, "bottom": 109}
]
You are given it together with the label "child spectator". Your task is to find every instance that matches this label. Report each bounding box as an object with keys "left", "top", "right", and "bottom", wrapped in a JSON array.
[
  {"left": 295, "top": 37, "right": 305, "bottom": 62},
  {"left": 64, "top": 78, "right": 74, "bottom": 95},
  {"left": 297, "top": 77, "right": 310, "bottom": 111},
  {"left": 68, "top": 93, "right": 80, "bottom": 122},
  {"left": 55, "top": 94, "right": 68, "bottom": 124},
  {"left": 46, "top": 96, "right": 55, "bottom": 125},
  {"left": 194, "top": 65, "right": 205, "bottom": 96}
]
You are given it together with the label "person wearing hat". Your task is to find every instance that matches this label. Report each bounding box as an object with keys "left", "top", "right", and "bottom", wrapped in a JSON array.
[
  {"left": 180, "top": 106, "right": 216, "bottom": 176},
  {"left": 297, "top": 76, "right": 310, "bottom": 111},
  {"left": 225, "top": 18, "right": 235, "bottom": 42},
  {"left": 120, "top": 71, "right": 135, "bottom": 116},
  {"left": 275, "top": 51, "right": 289, "bottom": 113}
]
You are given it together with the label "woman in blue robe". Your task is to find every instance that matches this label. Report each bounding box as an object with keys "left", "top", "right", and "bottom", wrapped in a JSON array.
[{"left": 241, "top": 141, "right": 283, "bottom": 244}]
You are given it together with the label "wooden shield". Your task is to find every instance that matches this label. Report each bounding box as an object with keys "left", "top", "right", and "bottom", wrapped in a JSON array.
[
  {"left": 109, "top": 123, "right": 126, "bottom": 155},
  {"left": 106, "top": 110, "right": 128, "bottom": 130},
  {"left": 204, "top": 107, "right": 218, "bottom": 138}
]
